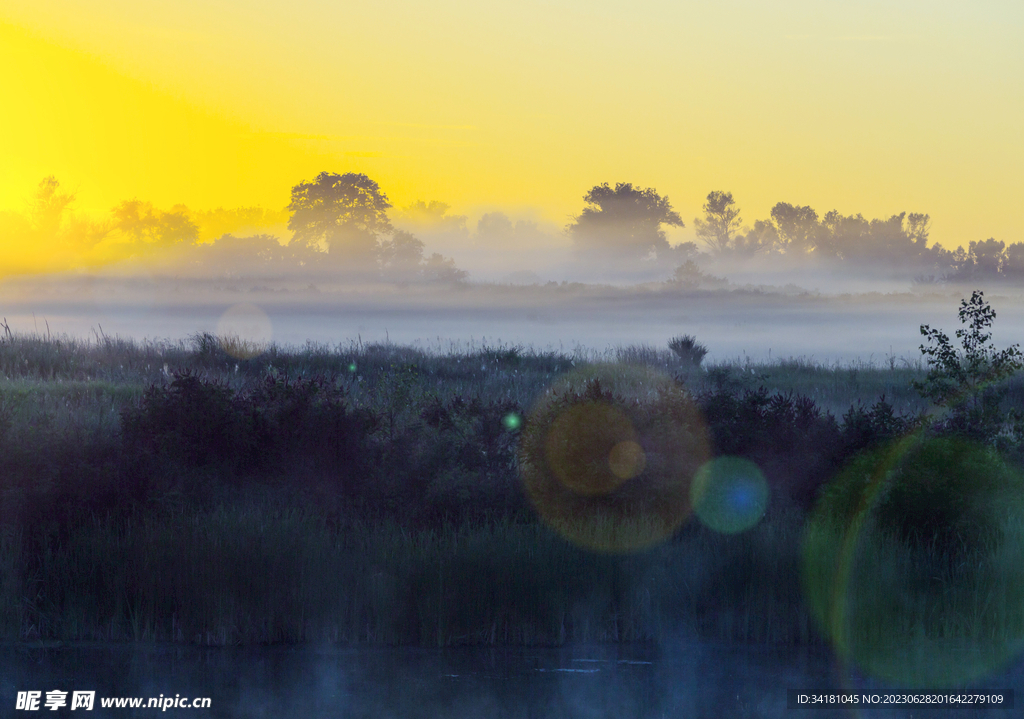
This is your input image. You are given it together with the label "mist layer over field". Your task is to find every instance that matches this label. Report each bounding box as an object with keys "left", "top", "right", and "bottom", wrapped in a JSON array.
[{"left": 3, "top": 271, "right": 1024, "bottom": 366}]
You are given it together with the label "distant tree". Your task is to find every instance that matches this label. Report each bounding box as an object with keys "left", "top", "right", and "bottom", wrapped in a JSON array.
[
  {"left": 1003, "top": 243, "right": 1024, "bottom": 278},
  {"left": 732, "top": 219, "right": 780, "bottom": 256},
  {"left": 379, "top": 230, "right": 426, "bottom": 280},
  {"left": 394, "top": 200, "right": 468, "bottom": 235},
  {"left": 693, "top": 191, "right": 742, "bottom": 254},
  {"left": 190, "top": 206, "right": 290, "bottom": 243},
  {"left": 422, "top": 252, "right": 469, "bottom": 283},
  {"left": 31, "top": 176, "right": 75, "bottom": 238},
  {"left": 29, "top": 177, "right": 110, "bottom": 254},
  {"left": 936, "top": 238, "right": 1007, "bottom": 281},
  {"left": 287, "top": 172, "right": 393, "bottom": 265},
  {"left": 476, "top": 212, "right": 515, "bottom": 241},
  {"left": 111, "top": 200, "right": 198, "bottom": 246},
  {"left": 969, "top": 238, "right": 1006, "bottom": 277},
  {"left": 905, "top": 213, "right": 931, "bottom": 249},
  {"left": 566, "top": 183, "right": 683, "bottom": 260},
  {"left": 770, "top": 203, "right": 821, "bottom": 254}
]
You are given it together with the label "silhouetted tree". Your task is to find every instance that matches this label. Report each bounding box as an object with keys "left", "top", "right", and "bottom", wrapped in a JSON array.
[
  {"left": 969, "top": 238, "right": 1006, "bottom": 277},
  {"left": 476, "top": 212, "right": 515, "bottom": 241},
  {"left": 566, "top": 182, "right": 683, "bottom": 261},
  {"left": 287, "top": 172, "right": 393, "bottom": 266},
  {"left": 694, "top": 191, "right": 742, "bottom": 254},
  {"left": 30, "top": 177, "right": 110, "bottom": 254},
  {"left": 379, "top": 230, "right": 426, "bottom": 281},
  {"left": 422, "top": 253, "right": 468, "bottom": 283},
  {"left": 111, "top": 200, "right": 199, "bottom": 246},
  {"left": 394, "top": 200, "right": 468, "bottom": 235},
  {"left": 905, "top": 213, "right": 931, "bottom": 249},
  {"left": 190, "top": 206, "right": 290, "bottom": 243},
  {"left": 732, "top": 219, "right": 781, "bottom": 256},
  {"left": 31, "top": 176, "right": 75, "bottom": 238},
  {"left": 1003, "top": 243, "right": 1024, "bottom": 278},
  {"left": 770, "top": 203, "right": 821, "bottom": 254}
]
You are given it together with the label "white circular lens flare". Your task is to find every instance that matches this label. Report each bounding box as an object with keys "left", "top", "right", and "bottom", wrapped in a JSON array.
[{"left": 215, "top": 303, "right": 272, "bottom": 359}]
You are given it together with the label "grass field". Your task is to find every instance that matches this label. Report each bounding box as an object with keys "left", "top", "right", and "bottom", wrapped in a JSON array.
[{"left": 1, "top": 329, "right": 1023, "bottom": 666}]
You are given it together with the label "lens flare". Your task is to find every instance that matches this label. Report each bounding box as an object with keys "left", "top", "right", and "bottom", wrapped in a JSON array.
[
  {"left": 502, "top": 412, "right": 522, "bottom": 431},
  {"left": 215, "top": 303, "right": 272, "bottom": 359},
  {"left": 545, "top": 401, "right": 638, "bottom": 496},
  {"left": 608, "top": 440, "right": 646, "bottom": 481},
  {"left": 691, "top": 457, "right": 768, "bottom": 533},
  {"left": 803, "top": 434, "right": 1024, "bottom": 688},
  {"left": 519, "top": 364, "right": 709, "bottom": 553}
]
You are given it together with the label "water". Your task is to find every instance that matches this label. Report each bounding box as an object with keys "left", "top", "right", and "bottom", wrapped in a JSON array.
[{"left": 2, "top": 641, "right": 1021, "bottom": 717}]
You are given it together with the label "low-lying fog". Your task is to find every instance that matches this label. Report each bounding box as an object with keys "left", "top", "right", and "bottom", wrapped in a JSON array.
[{"left": 3, "top": 268, "right": 1023, "bottom": 367}]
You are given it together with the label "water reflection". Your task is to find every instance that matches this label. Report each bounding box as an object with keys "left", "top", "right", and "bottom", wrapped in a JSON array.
[{"left": 2, "top": 641, "right": 1021, "bottom": 718}]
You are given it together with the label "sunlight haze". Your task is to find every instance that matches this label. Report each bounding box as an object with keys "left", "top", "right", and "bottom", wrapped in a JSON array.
[{"left": 2, "top": 1, "right": 1022, "bottom": 253}]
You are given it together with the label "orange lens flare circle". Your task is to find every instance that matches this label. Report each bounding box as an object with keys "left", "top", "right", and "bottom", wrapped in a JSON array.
[{"left": 519, "top": 364, "right": 709, "bottom": 553}]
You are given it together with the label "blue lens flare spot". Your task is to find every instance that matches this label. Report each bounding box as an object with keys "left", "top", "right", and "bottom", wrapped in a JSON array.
[
  {"left": 502, "top": 413, "right": 522, "bottom": 431},
  {"left": 691, "top": 457, "right": 769, "bottom": 533}
]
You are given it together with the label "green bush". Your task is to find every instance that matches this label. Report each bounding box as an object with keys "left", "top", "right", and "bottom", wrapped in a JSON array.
[{"left": 817, "top": 437, "right": 1024, "bottom": 553}]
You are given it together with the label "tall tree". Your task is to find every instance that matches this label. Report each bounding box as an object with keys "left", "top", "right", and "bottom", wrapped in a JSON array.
[
  {"left": 566, "top": 183, "right": 683, "bottom": 260},
  {"left": 770, "top": 203, "right": 820, "bottom": 254},
  {"left": 693, "top": 191, "right": 742, "bottom": 254},
  {"left": 287, "top": 172, "right": 393, "bottom": 263},
  {"left": 111, "top": 200, "right": 198, "bottom": 246},
  {"left": 31, "top": 176, "right": 75, "bottom": 238}
]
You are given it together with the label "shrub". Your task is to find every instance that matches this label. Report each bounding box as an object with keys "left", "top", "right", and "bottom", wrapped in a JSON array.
[
  {"left": 121, "top": 371, "right": 378, "bottom": 499},
  {"left": 914, "top": 290, "right": 1023, "bottom": 441},
  {"left": 840, "top": 395, "right": 919, "bottom": 454},
  {"left": 668, "top": 335, "right": 709, "bottom": 366},
  {"left": 518, "top": 367, "right": 710, "bottom": 551},
  {"left": 697, "top": 386, "right": 842, "bottom": 508},
  {"left": 816, "top": 437, "right": 1023, "bottom": 553}
]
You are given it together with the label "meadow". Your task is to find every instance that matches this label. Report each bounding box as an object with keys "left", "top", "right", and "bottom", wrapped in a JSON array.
[{"left": 1, "top": 324, "right": 1023, "bottom": 685}]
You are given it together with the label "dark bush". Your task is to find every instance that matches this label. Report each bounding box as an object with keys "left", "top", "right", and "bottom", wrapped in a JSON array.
[
  {"left": 668, "top": 335, "right": 709, "bottom": 366},
  {"left": 122, "top": 371, "right": 248, "bottom": 470},
  {"left": 817, "top": 437, "right": 1023, "bottom": 554},
  {"left": 697, "top": 387, "right": 842, "bottom": 507},
  {"left": 840, "top": 395, "right": 919, "bottom": 455},
  {"left": 121, "top": 371, "right": 378, "bottom": 499}
]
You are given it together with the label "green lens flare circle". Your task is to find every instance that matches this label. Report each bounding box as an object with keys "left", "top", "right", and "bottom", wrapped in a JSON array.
[
  {"left": 502, "top": 412, "right": 522, "bottom": 431},
  {"left": 803, "top": 434, "right": 1024, "bottom": 688},
  {"left": 691, "top": 457, "right": 769, "bottom": 534},
  {"left": 518, "top": 364, "right": 710, "bottom": 553}
]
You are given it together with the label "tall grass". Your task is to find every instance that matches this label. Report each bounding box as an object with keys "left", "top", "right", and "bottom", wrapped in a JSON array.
[
  {"left": 2, "top": 329, "right": 1023, "bottom": 650},
  {"left": 1, "top": 501, "right": 815, "bottom": 647}
]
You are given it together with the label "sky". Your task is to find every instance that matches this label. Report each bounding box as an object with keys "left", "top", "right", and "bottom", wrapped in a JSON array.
[{"left": 1, "top": 0, "right": 1023, "bottom": 251}]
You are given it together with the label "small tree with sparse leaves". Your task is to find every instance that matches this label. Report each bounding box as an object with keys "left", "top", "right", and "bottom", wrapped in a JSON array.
[{"left": 914, "top": 290, "right": 1023, "bottom": 439}]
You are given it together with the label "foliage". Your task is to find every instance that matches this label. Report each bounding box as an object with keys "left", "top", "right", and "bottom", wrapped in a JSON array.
[
  {"left": 693, "top": 191, "right": 742, "bottom": 254},
  {"left": 120, "top": 371, "right": 378, "bottom": 498},
  {"left": 770, "top": 202, "right": 820, "bottom": 254},
  {"left": 840, "top": 395, "right": 919, "bottom": 453},
  {"left": 287, "top": 172, "right": 393, "bottom": 261},
  {"left": 667, "top": 334, "right": 708, "bottom": 366},
  {"left": 697, "top": 386, "right": 843, "bottom": 507},
  {"left": 111, "top": 199, "right": 199, "bottom": 246},
  {"left": 815, "top": 437, "right": 1022, "bottom": 553},
  {"left": 566, "top": 182, "right": 683, "bottom": 261},
  {"left": 913, "top": 290, "right": 1023, "bottom": 439}
]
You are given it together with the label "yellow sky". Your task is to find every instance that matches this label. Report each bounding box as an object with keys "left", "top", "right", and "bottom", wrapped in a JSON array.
[{"left": 1, "top": 1, "right": 1022, "bottom": 248}]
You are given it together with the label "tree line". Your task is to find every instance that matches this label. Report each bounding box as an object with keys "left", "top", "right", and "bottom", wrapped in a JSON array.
[
  {"left": 566, "top": 183, "right": 1024, "bottom": 282},
  {"left": 3, "top": 174, "right": 1021, "bottom": 284}
]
